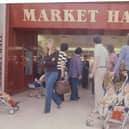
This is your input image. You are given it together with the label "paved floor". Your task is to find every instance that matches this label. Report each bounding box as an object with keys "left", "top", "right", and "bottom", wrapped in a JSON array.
[{"left": 0, "top": 87, "right": 128, "bottom": 129}]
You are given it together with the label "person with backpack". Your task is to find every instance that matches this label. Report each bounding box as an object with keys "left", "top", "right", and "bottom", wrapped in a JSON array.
[{"left": 81, "top": 55, "right": 89, "bottom": 89}]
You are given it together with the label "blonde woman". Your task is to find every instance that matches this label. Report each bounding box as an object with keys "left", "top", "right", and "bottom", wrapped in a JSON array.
[{"left": 42, "top": 38, "right": 61, "bottom": 113}]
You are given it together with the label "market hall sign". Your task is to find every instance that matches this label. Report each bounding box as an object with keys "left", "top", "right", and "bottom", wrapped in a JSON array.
[
  {"left": 23, "top": 9, "right": 129, "bottom": 23},
  {"left": 9, "top": 3, "right": 129, "bottom": 29},
  {"left": 23, "top": 9, "right": 99, "bottom": 23}
]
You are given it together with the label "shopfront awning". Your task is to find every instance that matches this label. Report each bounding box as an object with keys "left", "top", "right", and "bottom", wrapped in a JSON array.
[
  {"left": 8, "top": 2, "right": 129, "bottom": 30},
  {"left": 0, "top": 0, "right": 129, "bottom": 3}
]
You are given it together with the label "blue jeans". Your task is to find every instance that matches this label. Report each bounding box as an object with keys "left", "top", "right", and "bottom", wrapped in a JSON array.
[
  {"left": 126, "top": 71, "right": 129, "bottom": 83},
  {"left": 70, "top": 78, "right": 79, "bottom": 100},
  {"left": 44, "top": 71, "right": 61, "bottom": 113}
]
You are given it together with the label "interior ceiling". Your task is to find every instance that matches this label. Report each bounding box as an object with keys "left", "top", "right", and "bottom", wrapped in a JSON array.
[
  {"left": 38, "top": 29, "right": 129, "bottom": 35},
  {"left": 15, "top": 28, "right": 129, "bottom": 35},
  {"left": 15, "top": 28, "right": 128, "bottom": 51}
]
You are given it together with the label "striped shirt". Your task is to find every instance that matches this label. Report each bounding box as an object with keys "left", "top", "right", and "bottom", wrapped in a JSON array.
[{"left": 57, "top": 51, "right": 67, "bottom": 70}]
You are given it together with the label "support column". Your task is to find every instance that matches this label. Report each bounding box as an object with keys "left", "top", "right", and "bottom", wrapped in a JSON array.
[{"left": 0, "top": 4, "right": 6, "bottom": 91}]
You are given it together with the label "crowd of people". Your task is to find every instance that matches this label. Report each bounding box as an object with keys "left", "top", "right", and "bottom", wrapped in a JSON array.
[
  {"left": 89, "top": 34, "right": 129, "bottom": 115},
  {"left": 28, "top": 34, "right": 129, "bottom": 114},
  {"left": 1, "top": 34, "right": 129, "bottom": 115}
]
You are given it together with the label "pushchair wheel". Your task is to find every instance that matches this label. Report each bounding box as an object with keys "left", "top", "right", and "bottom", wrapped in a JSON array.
[
  {"left": 124, "top": 124, "right": 129, "bottom": 129},
  {"left": 8, "top": 109, "right": 15, "bottom": 115},
  {"left": 86, "top": 119, "right": 94, "bottom": 126},
  {"left": 28, "top": 93, "right": 34, "bottom": 97},
  {"left": 14, "top": 105, "right": 19, "bottom": 111},
  {"left": 102, "top": 125, "right": 109, "bottom": 129},
  {"left": 13, "top": 101, "right": 20, "bottom": 111}
]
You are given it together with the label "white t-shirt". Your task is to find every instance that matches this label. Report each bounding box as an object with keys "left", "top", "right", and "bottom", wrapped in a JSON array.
[{"left": 94, "top": 44, "right": 109, "bottom": 68}]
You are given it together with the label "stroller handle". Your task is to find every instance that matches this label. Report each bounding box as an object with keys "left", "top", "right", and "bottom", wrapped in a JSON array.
[
  {"left": 111, "top": 71, "right": 128, "bottom": 84},
  {"left": 116, "top": 71, "right": 129, "bottom": 94}
]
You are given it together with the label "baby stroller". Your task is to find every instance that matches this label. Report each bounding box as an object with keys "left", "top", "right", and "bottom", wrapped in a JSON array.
[
  {"left": 103, "top": 74, "right": 129, "bottom": 129},
  {"left": 28, "top": 74, "right": 45, "bottom": 98},
  {"left": 0, "top": 92, "right": 19, "bottom": 115},
  {"left": 86, "top": 73, "right": 128, "bottom": 129}
]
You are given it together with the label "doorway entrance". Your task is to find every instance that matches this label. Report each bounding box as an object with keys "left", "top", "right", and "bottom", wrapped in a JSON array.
[{"left": 6, "top": 28, "right": 127, "bottom": 94}]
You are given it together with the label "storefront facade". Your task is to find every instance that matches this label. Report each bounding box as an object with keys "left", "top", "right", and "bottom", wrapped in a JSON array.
[{"left": 5, "top": 2, "right": 129, "bottom": 94}]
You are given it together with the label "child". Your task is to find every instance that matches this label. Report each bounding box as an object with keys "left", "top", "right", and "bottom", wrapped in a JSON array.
[{"left": 99, "top": 84, "right": 117, "bottom": 118}]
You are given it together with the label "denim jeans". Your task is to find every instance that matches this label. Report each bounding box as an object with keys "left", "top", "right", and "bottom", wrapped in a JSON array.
[
  {"left": 70, "top": 78, "right": 79, "bottom": 100},
  {"left": 44, "top": 71, "right": 61, "bottom": 113},
  {"left": 127, "top": 71, "right": 129, "bottom": 83}
]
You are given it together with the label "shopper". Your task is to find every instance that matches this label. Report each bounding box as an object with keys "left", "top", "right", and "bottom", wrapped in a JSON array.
[
  {"left": 105, "top": 45, "right": 118, "bottom": 88},
  {"left": 69, "top": 47, "right": 82, "bottom": 101},
  {"left": 113, "top": 34, "right": 129, "bottom": 83},
  {"left": 42, "top": 38, "right": 61, "bottom": 114},
  {"left": 89, "top": 58, "right": 95, "bottom": 95},
  {"left": 57, "top": 43, "right": 69, "bottom": 101},
  {"left": 90, "top": 35, "right": 109, "bottom": 112},
  {"left": 81, "top": 55, "right": 89, "bottom": 89},
  {"left": 107, "top": 45, "right": 118, "bottom": 72},
  {"left": 57, "top": 43, "right": 69, "bottom": 79}
]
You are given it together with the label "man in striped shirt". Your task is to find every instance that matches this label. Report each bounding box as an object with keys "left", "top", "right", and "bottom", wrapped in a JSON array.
[
  {"left": 57, "top": 43, "right": 69, "bottom": 101},
  {"left": 57, "top": 43, "right": 69, "bottom": 79}
]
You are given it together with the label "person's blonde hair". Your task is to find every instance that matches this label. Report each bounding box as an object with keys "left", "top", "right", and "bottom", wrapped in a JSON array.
[{"left": 43, "top": 38, "right": 56, "bottom": 55}]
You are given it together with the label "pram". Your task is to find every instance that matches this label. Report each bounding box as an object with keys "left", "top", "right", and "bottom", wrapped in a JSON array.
[
  {"left": 0, "top": 92, "right": 19, "bottom": 114},
  {"left": 28, "top": 74, "right": 45, "bottom": 98},
  {"left": 86, "top": 73, "right": 129, "bottom": 129},
  {"left": 103, "top": 74, "right": 129, "bottom": 129}
]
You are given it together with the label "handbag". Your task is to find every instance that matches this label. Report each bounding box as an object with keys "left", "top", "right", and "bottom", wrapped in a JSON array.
[{"left": 55, "top": 80, "right": 71, "bottom": 95}]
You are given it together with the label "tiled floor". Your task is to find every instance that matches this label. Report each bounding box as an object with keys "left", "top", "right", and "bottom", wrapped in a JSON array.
[{"left": 0, "top": 87, "right": 128, "bottom": 129}]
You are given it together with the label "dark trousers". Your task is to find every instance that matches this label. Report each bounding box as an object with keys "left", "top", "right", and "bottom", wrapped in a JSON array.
[
  {"left": 90, "top": 78, "right": 94, "bottom": 95},
  {"left": 70, "top": 78, "right": 79, "bottom": 100},
  {"left": 82, "top": 76, "right": 89, "bottom": 89}
]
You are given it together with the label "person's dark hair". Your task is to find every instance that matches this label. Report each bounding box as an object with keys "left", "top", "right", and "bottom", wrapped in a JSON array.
[
  {"left": 84, "top": 55, "right": 88, "bottom": 59},
  {"left": 107, "top": 45, "right": 115, "bottom": 54},
  {"left": 93, "top": 34, "right": 102, "bottom": 44},
  {"left": 60, "top": 43, "right": 68, "bottom": 52},
  {"left": 75, "top": 47, "right": 82, "bottom": 55}
]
